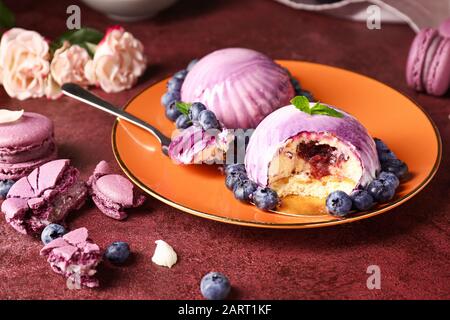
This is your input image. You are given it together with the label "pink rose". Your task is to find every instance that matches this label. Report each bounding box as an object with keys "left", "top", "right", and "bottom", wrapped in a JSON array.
[
  {"left": 50, "top": 41, "right": 92, "bottom": 87},
  {"left": 85, "top": 26, "right": 147, "bottom": 93},
  {"left": 0, "top": 28, "right": 50, "bottom": 100}
]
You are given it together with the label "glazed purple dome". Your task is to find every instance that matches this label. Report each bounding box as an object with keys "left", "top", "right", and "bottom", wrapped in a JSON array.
[
  {"left": 181, "top": 48, "right": 294, "bottom": 129},
  {"left": 245, "top": 104, "right": 380, "bottom": 188}
]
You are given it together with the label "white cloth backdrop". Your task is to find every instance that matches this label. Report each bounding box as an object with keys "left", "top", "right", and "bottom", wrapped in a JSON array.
[{"left": 274, "top": 0, "right": 450, "bottom": 33}]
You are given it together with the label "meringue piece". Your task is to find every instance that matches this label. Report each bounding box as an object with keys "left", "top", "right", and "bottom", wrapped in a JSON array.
[
  {"left": 0, "top": 109, "right": 24, "bottom": 124},
  {"left": 151, "top": 240, "right": 177, "bottom": 268}
]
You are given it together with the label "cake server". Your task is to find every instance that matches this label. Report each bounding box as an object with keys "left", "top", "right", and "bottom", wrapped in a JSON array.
[{"left": 61, "top": 83, "right": 171, "bottom": 155}]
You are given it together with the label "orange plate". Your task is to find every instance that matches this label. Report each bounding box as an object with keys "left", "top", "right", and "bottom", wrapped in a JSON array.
[{"left": 112, "top": 61, "right": 442, "bottom": 229}]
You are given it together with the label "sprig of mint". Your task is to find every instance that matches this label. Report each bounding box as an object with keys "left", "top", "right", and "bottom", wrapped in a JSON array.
[
  {"left": 50, "top": 27, "right": 104, "bottom": 57},
  {"left": 290, "top": 96, "right": 344, "bottom": 118},
  {"left": 0, "top": 1, "right": 15, "bottom": 29},
  {"left": 175, "top": 102, "right": 192, "bottom": 116}
]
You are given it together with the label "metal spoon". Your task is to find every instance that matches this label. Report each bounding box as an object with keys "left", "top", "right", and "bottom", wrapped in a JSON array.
[{"left": 61, "top": 83, "right": 171, "bottom": 155}]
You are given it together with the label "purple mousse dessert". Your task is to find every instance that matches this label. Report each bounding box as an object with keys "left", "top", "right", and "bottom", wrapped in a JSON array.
[
  {"left": 87, "top": 161, "right": 146, "bottom": 220},
  {"left": 245, "top": 100, "right": 380, "bottom": 199},
  {"left": 168, "top": 125, "right": 233, "bottom": 164},
  {"left": 1, "top": 159, "right": 87, "bottom": 235},
  {"left": 40, "top": 227, "right": 102, "bottom": 289},
  {"left": 181, "top": 48, "right": 295, "bottom": 129}
]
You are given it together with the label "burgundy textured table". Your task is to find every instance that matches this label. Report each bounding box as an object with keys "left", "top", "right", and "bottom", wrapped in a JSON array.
[{"left": 0, "top": 0, "right": 449, "bottom": 300}]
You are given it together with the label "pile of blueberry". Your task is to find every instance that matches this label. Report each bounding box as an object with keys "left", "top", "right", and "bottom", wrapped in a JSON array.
[
  {"left": 225, "top": 164, "right": 279, "bottom": 211},
  {"left": 326, "top": 138, "right": 409, "bottom": 217},
  {"left": 285, "top": 68, "right": 314, "bottom": 102},
  {"left": 160, "top": 61, "right": 222, "bottom": 132}
]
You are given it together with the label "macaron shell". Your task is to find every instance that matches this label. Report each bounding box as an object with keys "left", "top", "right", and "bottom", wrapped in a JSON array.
[
  {"left": 406, "top": 28, "right": 438, "bottom": 91},
  {"left": 424, "top": 36, "right": 450, "bottom": 96},
  {"left": 0, "top": 146, "right": 57, "bottom": 180},
  {"left": 36, "top": 159, "right": 70, "bottom": 194},
  {"left": 0, "top": 112, "right": 54, "bottom": 148},
  {"left": 96, "top": 174, "right": 134, "bottom": 207},
  {"left": 439, "top": 18, "right": 450, "bottom": 37}
]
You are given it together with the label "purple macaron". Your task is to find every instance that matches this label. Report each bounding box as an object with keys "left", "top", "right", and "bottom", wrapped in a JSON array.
[
  {"left": 1, "top": 159, "right": 87, "bottom": 235},
  {"left": 87, "top": 161, "right": 146, "bottom": 220},
  {"left": 0, "top": 112, "right": 57, "bottom": 180},
  {"left": 406, "top": 27, "right": 450, "bottom": 96}
]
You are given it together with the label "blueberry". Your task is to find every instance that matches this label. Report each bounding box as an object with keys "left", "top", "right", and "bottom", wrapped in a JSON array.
[
  {"left": 233, "top": 179, "right": 258, "bottom": 202},
  {"left": 300, "top": 90, "right": 314, "bottom": 102},
  {"left": 200, "top": 272, "right": 231, "bottom": 300},
  {"left": 374, "top": 138, "right": 390, "bottom": 154},
  {"left": 165, "top": 101, "right": 182, "bottom": 121},
  {"left": 41, "top": 224, "right": 67, "bottom": 245},
  {"left": 326, "top": 191, "right": 353, "bottom": 217},
  {"left": 290, "top": 77, "right": 302, "bottom": 93},
  {"left": 0, "top": 180, "right": 15, "bottom": 199},
  {"left": 367, "top": 179, "right": 395, "bottom": 203},
  {"left": 186, "top": 59, "right": 199, "bottom": 72},
  {"left": 175, "top": 114, "right": 191, "bottom": 129},
  {"left": 381, "top": 159, "right": 409, "bottom": 181},
  {"left": 167, "top": 77, "right": 183, "bottom": 92},
  {"left": 173, "top": 69, "right": 188, "bottom": 80},
  {"left": 161, "top": 91, "right": 181, "bottom": 108},
  {"left": 225, "top": 171, "right": 247, "bottom": 190},
  {"left": 105, "top": 241, "right": 130, "bottom": 265},
  {"left": 350, "top": 190, "right": 374, "bottom": 211},
  {"left": 378, "top": 150, "right": 397, "bottom": 163},
  {"left": 198, "top": 110, "right": 219, "bottom": 130},
  {"left": 224, "top": 163, "right": 246, "bottom": 175},
  {"left": 188, "top": 102, "right": 207, "bottom": 121},
  {"left": 378, "top": 171, "right": 400, "bottom": 189},
  {"left": 253, "top": 187, "right": 279, "bottom": 211}
]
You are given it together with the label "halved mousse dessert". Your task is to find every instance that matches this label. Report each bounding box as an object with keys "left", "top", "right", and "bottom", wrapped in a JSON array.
[
  {"left": 181, "top": 48, "right": 295, "bottom": 129},
  {"left": 245, "top": 98, "right": 380, "bottom": 199}
]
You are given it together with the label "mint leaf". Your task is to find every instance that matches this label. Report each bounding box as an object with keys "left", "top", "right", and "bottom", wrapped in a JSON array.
[
  {"left": 50, "top": 27, "right": 104, "bottom": 57},
  {"left": 175, "top": 102, "right": 192, "bottom": 116},
  {"left": 290, "top": 95, "right": 312, "bottom": 114},
  {"left": 0, "top": 1, "right": 15, "bottom": 29},
  {"left": 310, "top": 102, "right": 344, "bottom": 118},
  {"left": 291, "top": 95, "right": 344, "bottom": 118}
]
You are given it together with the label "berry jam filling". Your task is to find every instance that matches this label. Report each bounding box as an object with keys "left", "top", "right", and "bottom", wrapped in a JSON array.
[{"left": 296, "top": 141, "right": 340, "bottom": 180}]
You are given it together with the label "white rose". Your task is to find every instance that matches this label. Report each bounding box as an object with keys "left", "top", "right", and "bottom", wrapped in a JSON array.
[
  {"left": 50, "top": 41, "right": 92, "bottom": 87},
  {"left": 85, "top": 26, "right": 147, "bottom": 93},
  {"left": 0, "top": 28, "right": 50, "bottom": 100}
]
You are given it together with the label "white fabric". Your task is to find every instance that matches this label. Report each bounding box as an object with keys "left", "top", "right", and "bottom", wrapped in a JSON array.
[{"left": 274, "top": 0, "right": 450, "bottom": 33}]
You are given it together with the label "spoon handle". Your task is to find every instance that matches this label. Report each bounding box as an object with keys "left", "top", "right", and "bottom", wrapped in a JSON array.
[{"left": 61, "top": 83, "right": 171, "bottom": 151}]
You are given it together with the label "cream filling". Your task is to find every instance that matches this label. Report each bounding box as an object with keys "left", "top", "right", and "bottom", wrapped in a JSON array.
[{"left": 268, "top": 133, "right": 363, "bottom": 198}]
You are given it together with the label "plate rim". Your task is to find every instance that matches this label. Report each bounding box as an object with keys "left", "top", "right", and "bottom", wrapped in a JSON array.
[{"left": 111, "top": 60, "right": 442, "bottom": 229}]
